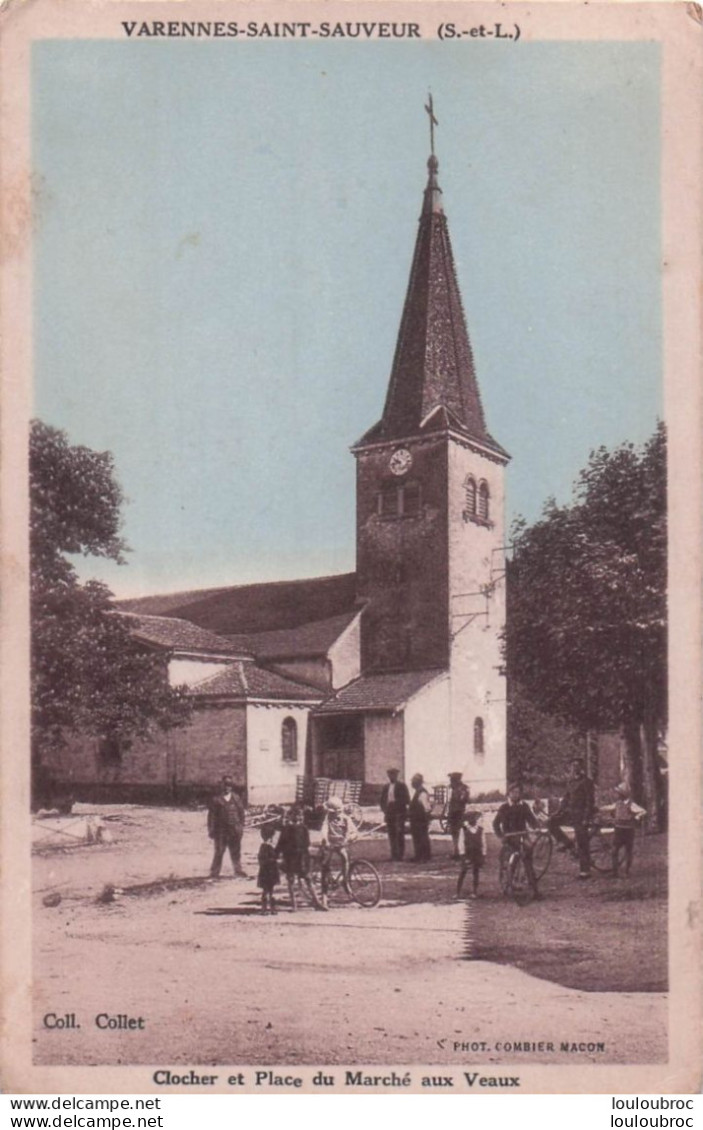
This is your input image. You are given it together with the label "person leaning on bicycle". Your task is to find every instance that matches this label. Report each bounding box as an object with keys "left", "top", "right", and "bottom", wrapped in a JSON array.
[
  {"left": 493, "top": 783, "right": 541, "bottom": 899},
  {"left": 318, "top": 796, "right": 356, "bottom": 910},
  {"left": 548, "top": 758, "right": 596, "bottom": 879}
]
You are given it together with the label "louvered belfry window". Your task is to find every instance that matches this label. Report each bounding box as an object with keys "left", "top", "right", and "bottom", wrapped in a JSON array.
[
  {"left": 401, "top": 482, "right": 421, "bottom": 516},
  {"left": 378, "top": 482, "right": 421, "bottom": 519},
  {"left": 465, "top": 476, "right": 477, "bottom": 515}
]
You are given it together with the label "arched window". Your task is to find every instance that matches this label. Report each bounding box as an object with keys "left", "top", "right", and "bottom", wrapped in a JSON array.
[
  {"left": 473, "top": 717, "right": 485, "bottom": 758},
  {"left": 478, "top": 481, "right": 490, "bottom": 521},
  {"left": 465, "top": 476, "right": 477, "bottom": 515},
  {"left": 281, "top": 717, "right": 298, "bottom": 763}
]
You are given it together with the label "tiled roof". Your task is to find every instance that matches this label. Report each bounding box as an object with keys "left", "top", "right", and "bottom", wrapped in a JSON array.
[
  {"left": 117, "top": 572, "right": 359, "bottom": 638},
  {"left": 192, "top": 661, "right": 323, "bottom": 702},
  {"left": 116, "top": 612, "right": 248, "bottom": 656},
  {"left": 315, "top": 669, "right": 446, "bottom": 714},
  {"left": 354, "top": 156, "right": 508, "bottom": 461},
  {"left": 228, "top": 610, "right": 360, "bottom": 661}
]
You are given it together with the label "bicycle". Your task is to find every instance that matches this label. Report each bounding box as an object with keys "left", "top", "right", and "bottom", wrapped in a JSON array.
[
  {"left": 544, "top": 817, "right": 615, "bottom": 874},
  {"left": 309, "top": 845, "right": 382, "bottom": 908},
  {"left": 498, "top": 832, "right": 540, "bottom": 906}
]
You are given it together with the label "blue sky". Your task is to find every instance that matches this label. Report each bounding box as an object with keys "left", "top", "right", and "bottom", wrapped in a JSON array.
[{"left": 33, "top": 39, "right": 661, "bottom": 596}]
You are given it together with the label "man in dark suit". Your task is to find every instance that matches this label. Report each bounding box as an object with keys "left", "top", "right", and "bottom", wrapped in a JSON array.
[
  {"left": 208, "top": 775, "right": 247, "bottom": 878},
  {"left": 380, "top": 768, "right": 410, "bottom": 861}
]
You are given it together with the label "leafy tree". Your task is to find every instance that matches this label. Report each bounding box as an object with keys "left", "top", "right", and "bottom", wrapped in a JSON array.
[
  {"left": 30, "top": 420, "right": 191, "bottom": 789},
  {"left": 505, "top": 424, "right": 667, "bottom": 824}
]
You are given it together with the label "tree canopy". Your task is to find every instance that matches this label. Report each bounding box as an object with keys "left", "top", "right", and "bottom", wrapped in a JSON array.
[
  {"left": 30, "top": 420, "right": 191, "bottom": 765},
  {"left": 505, "top": 424, "right": 666, "bottom": 812}
]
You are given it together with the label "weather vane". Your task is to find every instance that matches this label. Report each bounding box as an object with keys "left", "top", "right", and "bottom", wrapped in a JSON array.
[{"left": 425, "top": 93, "right": 438, "bottom": 156}]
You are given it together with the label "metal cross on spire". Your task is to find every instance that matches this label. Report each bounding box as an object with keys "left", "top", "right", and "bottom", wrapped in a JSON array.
[{"left": 425, "top": 93, "right": 438, "bottom": 156}]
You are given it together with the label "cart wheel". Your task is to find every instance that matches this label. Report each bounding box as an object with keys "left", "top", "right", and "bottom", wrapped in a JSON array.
[
  {"left": 508, "top": 854, "right": 535, "bottom": 906},
  {"left": 346, "top": 859, "right": 382, "bottom": 907},
  {"left": 532, "top": 833, "right": 553, "bottom": 880},
  {"left": 589, "top": 827, "right": 613, "bottom": 873}
]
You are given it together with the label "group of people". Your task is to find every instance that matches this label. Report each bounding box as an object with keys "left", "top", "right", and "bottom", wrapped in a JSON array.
[
  {"left": 257, "top": 795, "right": 357, "bottom": 914},
  {"left": 471, "top": 762, "right": 646, "bottom": 899},
  {"left": 208, "top": 758, "right": 647, "bottom": 914},
  {"left": 208, "top": 782, "right": 356, "bottom": 915}
]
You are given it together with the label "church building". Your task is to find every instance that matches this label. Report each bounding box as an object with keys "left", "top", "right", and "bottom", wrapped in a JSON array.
[{"left": 59, "top": 133, "right": 510, "bottom": 805}]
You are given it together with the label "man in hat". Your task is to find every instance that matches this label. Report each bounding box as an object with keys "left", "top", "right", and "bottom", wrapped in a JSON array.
[
  {"left": 447, "top": 772, "right": 470, "bottom": 859},
  {"left": 409, "top": 773, "right": 432, "bottom": 863},
  {"left": 207, "top": 775, "right": 247, "bottom": 878},
  {"left": 380, "top": 768, "right": 410, "bottom": 861},
  {"left": 601, "top": 782, "right": 646, "bottom": 877}
]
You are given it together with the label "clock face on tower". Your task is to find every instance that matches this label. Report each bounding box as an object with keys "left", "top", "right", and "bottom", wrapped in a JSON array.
[{"left": 389, "top": 448, "right": 413, "bottom": 476}]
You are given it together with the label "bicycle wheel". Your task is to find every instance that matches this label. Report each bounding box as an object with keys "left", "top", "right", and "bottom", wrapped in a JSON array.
[
  {"left": 346, "top": 859, "right": 382, "bottom": 908},
  {"left": 589, "top": 827, "right": 613, "bottom": 873},
  {"left": 310, "top": 847, "right": 347, "bottom": 903},
  {"left": 508, "top": 854, "right": 535, "bottom": 906},
  {"left": 532, "top": 834, "right": 553, "bottom": 880}
]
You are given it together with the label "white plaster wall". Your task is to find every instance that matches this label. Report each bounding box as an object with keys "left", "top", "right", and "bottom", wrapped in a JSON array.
[
  {"left": 245, "top": 703, "right": 312, "bottom": 805},
  {"left": 447, "top": 633, "right": 507, "bottom": 792},
  {"left": 168, "top": 657, "right": 232, "bottom": 687},
  {"left": 446, "top": 439, "right": 508, "bottom": 794},
  {"left": 328, "top": 612, "right": 362, "bottom": 690},
  {"left": 403, "top": 675, "right": 451, "bottom": 789}
]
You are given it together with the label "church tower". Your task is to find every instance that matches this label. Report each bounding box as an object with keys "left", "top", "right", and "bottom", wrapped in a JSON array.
[{"left": 353, "top": 121, "right": 510, "bottom": 789}]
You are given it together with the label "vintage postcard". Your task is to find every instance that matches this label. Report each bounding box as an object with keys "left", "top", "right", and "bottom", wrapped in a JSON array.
[{"left": 1, "top": 0, "right": 701, "bottom": 1096}]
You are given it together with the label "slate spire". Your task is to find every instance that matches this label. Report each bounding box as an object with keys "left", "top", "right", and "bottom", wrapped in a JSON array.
[{"left": 367, "top": 140, "right": 505, "bottom": 455}]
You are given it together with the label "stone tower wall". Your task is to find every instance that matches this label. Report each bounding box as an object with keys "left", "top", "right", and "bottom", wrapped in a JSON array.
[{"left": 355, "top": 436, "right": 449, "bottom": 672}]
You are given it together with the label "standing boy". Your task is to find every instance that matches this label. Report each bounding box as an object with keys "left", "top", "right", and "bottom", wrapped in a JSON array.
[
  {"left": 446, "top": 772, "right": 470, "bottom": 859},
  {"left": 276, "top": 805, "right": 320, "bottom": 909},
  {"left": 456, "top": 811, "right": 486, "bottom": 899}
]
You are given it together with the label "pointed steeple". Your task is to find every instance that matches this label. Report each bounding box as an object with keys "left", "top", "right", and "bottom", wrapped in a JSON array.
[{"left": 359, "top": 122, "right": 506, "bottom": 458}]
